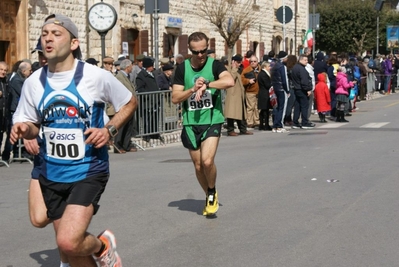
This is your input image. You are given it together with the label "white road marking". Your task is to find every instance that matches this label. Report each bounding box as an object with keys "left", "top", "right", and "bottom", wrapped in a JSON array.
[
  {"left": 360, "top": 122, "right": 390, "bottom": 128},
  {"left": 318, "top": 123, "right": 347, "bottom": 128}
]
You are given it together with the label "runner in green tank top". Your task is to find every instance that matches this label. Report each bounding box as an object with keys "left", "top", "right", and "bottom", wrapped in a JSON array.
[{"left": 172, "top": 32, "right": 234, "bottom": 216}]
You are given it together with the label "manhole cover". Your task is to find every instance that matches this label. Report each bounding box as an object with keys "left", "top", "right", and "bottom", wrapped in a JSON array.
[{"left": 160, "top": 159, "right": 192, "bottom": 163}]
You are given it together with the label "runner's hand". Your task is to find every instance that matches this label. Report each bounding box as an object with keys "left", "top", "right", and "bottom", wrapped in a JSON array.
[
  {"left": 194, "top": 77, "right": 206, "bottom": 102},
  {"left": 24, "top": 138, "right": 39, "bottom": 155},
  {"left": 84, "top": 127, "right": 109, "bottom": 149},
  {"left": 195, "top": 85, "right": 207, "bottom": 102},
  {"left": 10, "top": 123, "right": 29, "bottom": 144}
]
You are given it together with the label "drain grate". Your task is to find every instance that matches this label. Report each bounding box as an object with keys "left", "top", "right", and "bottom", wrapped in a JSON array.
[{"left": 160, "top": 159, "right": 193, "bottom": 163}]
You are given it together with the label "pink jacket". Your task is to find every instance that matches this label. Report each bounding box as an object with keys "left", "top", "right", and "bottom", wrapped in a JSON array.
[{"left": 335, "top": 72, "right": 354, "bottom": 96}]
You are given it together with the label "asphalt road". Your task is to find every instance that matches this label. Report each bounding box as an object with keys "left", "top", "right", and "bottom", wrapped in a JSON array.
[{"left": 1, "top": 92, "right": 399, "bottom": 267}]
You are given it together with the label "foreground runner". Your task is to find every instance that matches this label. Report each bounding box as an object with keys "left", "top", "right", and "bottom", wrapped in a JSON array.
[
  {"left": 172, "top": 32, "right": 234, "bottom": 216},
  {"left": 11, "top": 14, "right": 136, "bottom": 266}
]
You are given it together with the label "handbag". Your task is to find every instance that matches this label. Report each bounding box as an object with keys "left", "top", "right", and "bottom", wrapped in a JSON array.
[{"left": 269, "top": 86, "right": 278, "bottom": 108}]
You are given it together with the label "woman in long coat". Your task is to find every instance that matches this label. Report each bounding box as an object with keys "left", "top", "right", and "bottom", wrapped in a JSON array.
[
  {"left": 224, "top": 57, "right": 251, "bottom": 135},
  {"left": 257, "top": 61, "right": 272, "bottom": 131}
]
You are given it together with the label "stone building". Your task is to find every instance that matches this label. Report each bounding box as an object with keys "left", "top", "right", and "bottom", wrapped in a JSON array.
[{"left": 0, "top": 0, "right": 309, "bottom": 70}]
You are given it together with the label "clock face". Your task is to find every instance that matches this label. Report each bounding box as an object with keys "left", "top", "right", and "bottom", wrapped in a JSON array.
[{"left": 88, "top": 3, "right": 117, "bottom": 32}]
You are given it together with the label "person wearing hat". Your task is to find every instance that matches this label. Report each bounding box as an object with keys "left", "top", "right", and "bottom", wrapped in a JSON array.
[
  {"left": 130, "top": 54, "right": 145, "bottom": 86},
  {"left": 154, "top": 57, "right": 170, "bottom": 77},
  {"left": 157, "top": 63, "right": 175, "bottom": 131},
  {"left": 224, "top": 55, "right": 253, "bottom": 135},
  {"left": 31, "top": 37, "right": 48, "bottom": 67},
  {"left": 157, "top": 63, "right": 174, "bottom": 91},
  {"left": 136, "top": 57, "right": 163, "bottom": 142},
  {"left": 114, "top": 59, "right": 138, "bottom": 153},
  {"left": 10, "top": 14, "right": 137, "bottom": 266},
  {"left": 114, "top": 60, "right": 121, "bottom": 74},
  {"left": 102, "top": 56, "right": 114, "bottom": 73},
  {"left": 270, "top": 51, "right": 290, "bottom": 132},
  {"left": 85, "top": 58, "right": 99, "bottom": 66}
]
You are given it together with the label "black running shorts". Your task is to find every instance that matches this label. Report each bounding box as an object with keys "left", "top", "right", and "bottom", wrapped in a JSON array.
[
  {"left": 39, "top": 173, "right": 109, "bottom": 220},
  {"left": 181, "top": 123, "right": 222, "bottom": 150},
  {"left": 31, "top": 138, "right": 44, "bottom": 180}
]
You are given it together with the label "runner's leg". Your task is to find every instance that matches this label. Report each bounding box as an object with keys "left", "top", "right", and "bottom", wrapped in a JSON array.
[{"left": 54, "top": 204, "right": 101, "bottom": 266}]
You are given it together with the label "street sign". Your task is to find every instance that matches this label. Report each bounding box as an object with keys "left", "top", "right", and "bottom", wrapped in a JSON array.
[
  {"left": 276, "top": 6, "right": 293, "bottom": 24},
  {"left": 309, "top": 14, "right": 320, "bottom": 30},
  {"left": 145, "top": 0, "right": 169, "bottom": 14}
]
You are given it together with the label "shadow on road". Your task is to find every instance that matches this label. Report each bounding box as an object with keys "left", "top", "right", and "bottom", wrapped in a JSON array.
[
  {"left": 168, "top": 199, "right": 221, "bottom": 219},
  {"left": 168, "top": 199, "right": 205, "bottom": 215},
  {"left": 30, "top": 247, "right": 60, "bottom": 267}
]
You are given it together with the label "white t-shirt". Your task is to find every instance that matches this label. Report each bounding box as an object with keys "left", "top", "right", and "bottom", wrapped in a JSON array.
[
  {"left": 14, "top": 59, "right": 131, "bottom": 124},
  {"left": 13, "top": 60, "right": 132, "bottom": 182}
]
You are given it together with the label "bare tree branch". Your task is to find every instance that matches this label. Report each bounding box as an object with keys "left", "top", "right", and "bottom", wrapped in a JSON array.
[
  {"left": 197, "top": 0, "right": 258, "bottom": 62},
  {"left": 353, "top": 32, "right": 367, "bottom": 56}
]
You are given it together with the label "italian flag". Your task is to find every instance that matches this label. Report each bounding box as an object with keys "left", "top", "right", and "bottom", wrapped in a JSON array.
[{"left": 303, "top": 29, "right": 313, "bottom": 49}]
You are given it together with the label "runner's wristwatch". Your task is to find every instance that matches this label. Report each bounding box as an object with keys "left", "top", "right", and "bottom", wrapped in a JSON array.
[
  {"left": 106, "top": 125, "right": 118, "bottom": 139},
  {"left": 204, "top": 80, "right": 210, "bottom": 89}
]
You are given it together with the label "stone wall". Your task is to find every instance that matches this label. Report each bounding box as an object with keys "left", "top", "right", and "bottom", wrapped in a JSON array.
[{"left": 28, "top": 0, "right": 309, "bottom": 63}]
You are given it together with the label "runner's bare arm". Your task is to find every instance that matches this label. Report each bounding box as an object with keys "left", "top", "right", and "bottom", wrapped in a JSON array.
[
  {"left": 10, "top": 122, "right": 40, "bottom": 144},
  {"left": 190, "top": 71, "right": 235, "bottom": 102},
  {"left": 207, "top": 70, "right": 234, "bottom": 90},
  {"left": 172, "top": 80, "right": 203, "bottom": 104},
  {"left": 85, "top": 95, "right": 137, "bottom": 148}
]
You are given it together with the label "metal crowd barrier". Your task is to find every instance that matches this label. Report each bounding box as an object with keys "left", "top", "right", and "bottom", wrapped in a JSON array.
[{"left": 134, "top": 90, "right": 180, "bottom": 139}]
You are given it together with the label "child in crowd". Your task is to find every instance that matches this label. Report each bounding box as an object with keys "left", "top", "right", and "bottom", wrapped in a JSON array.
[
  {"left": 335, "top": 66, "right": 355, "bottom": 122},
  {"left": 314, "top": 72, "right": 331, "bottom": 122}
]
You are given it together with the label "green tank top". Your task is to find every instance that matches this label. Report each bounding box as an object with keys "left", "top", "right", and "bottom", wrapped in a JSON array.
[{"left": 182, "top": 58, "right": 224, "bottom": 125}]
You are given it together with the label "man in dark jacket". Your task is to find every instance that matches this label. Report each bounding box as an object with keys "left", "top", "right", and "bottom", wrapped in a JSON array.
[
  {"left": 271, "top": 51, "right": 290, "bottom": 132},
  {"left": 291, "top": 54, "right": 315, "bottom": 129},
  {"left": 136, "top": 57, "right": 162, "bottom": 142},
  {"left": 0, "top": 61, "right": 9, "bottom": 162},
  {"left": 2, "top": 61, "right": 32, "bottom": 161},
  {"left": 313, "top": 51, "right": 328, "bottom": 82}
]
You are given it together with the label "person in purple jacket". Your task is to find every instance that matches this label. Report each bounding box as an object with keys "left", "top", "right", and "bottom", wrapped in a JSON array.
[{"left": 382, "top": 54, "right": 393, "bottom": 94}]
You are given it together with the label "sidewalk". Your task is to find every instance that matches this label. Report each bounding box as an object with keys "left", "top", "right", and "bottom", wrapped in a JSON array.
[{"left": 124, "top": 90, "right": 390, "bottom": 151}]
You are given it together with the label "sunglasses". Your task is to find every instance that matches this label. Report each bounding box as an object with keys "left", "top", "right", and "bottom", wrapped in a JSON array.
[
  {"left": 250, "top": 60, "right": 258, "bottom": 63},
  {"left": 190, "top": 48, "right": 208, "bottom": 55}
]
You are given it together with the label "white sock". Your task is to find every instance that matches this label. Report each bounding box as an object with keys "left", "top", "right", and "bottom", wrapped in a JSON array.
[{"left": 60, "top": 262, "right": 70, "bottom": 267}]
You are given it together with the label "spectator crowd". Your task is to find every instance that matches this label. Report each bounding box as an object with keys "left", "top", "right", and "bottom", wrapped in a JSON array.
[{"left": 2, "top": 44, "right": 398, "bottom": 163}]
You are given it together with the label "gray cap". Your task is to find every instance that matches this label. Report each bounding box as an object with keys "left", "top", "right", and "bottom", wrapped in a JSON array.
[
  {"left": 43, "top": 14, "right": 78, "bottom": 38},
  {"left": 42, "top": 14, "right": 81, "bottom": 59}
]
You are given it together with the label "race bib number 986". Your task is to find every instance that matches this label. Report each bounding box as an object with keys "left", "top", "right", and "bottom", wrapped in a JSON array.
[
  {"left": 188, "top": 90, "right": 213, "bottom": 111},
  {"left": 43, "top": 127, "right": 85, "bottom": 160}
]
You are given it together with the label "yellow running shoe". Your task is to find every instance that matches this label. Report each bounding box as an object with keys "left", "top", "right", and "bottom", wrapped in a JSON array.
[{"left": 204, "top": 191, "right": 219, "bottom": 216}]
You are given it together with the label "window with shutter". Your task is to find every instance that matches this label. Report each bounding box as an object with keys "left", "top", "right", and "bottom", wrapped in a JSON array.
[
  {"left": 237, "top": 40, "right": 242, "bottom": 56},
  {"left": 178, "top": 34, "right": 188, "bottom": 58},
  {"left": 259, "top": 42, "right": 265, "bottom": 59},
  {"left": 140, "top": 30, "right": 149, "bottom": 55}
]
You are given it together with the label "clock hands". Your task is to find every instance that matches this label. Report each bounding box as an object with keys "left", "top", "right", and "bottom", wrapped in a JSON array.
[{"left": 94, "top": 12, "right": 105, "bottom": 19}]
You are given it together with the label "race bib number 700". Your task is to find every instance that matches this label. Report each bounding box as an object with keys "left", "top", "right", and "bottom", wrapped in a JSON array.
[
  {"left": 188, "top": 89, "right": 213, "bottom": 111},
  {"left": 43, "top": 127, "right": 85, "bottom": 160}
]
